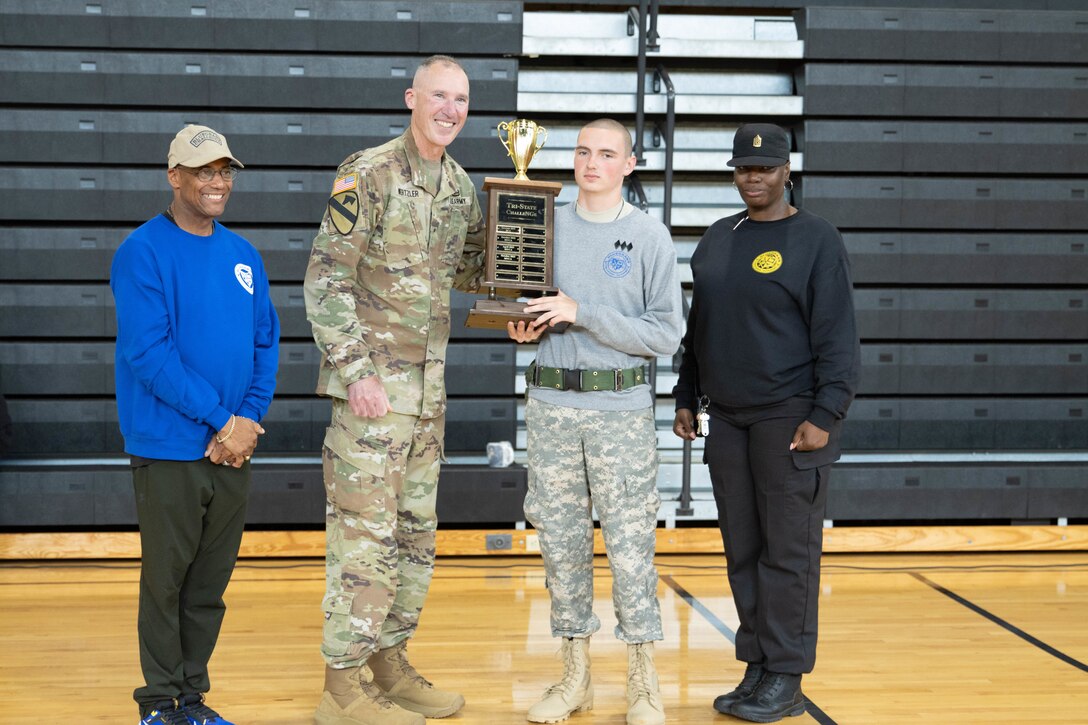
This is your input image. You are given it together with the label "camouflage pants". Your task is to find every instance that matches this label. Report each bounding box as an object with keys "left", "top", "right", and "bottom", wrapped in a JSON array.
[
  {"left": 320, "top": 398, "right": 443, "bottom": 667},
  {"left": 524, "top": 397, "right": 663, "bottom": 644}
]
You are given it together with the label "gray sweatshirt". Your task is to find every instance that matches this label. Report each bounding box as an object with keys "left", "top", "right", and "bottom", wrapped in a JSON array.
[{"left": 529, "top": 202, "right": 684, "bottom": 411}]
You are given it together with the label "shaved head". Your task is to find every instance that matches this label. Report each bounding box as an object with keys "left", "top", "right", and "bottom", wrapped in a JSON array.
[
  {"left": 582, "top": 118, "right": 633, "bottom": 158},
  {"left": 413, "top": 54, "right": 465, "bottom": 85}
]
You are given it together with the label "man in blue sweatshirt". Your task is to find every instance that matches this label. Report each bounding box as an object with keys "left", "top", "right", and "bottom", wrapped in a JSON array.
[{"left": 110, "top": 124, "right": 280, "bottom": 725}]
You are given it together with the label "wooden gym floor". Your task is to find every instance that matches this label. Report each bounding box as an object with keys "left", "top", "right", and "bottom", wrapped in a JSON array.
[{"left": 1, "top": 552, "right": 1086, "bottom": 724}]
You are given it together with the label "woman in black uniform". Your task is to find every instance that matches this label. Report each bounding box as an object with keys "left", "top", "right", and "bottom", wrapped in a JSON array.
[{"left": 673, "top": 123, "right": 860, "bottom": 723}]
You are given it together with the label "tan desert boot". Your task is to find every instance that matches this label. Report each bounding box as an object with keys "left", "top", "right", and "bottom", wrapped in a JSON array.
[
  {"left": 367, "top": 641, "right": 465, "bottom": 718},
  {"left": 626, "top": 642, "right": 665, "bottom": 725},
  {"left": 527, "top": 636, "right": 593, "bottom": 723},
  {"left": 314, "top": 664, "right": 424, "bottom": 725}
]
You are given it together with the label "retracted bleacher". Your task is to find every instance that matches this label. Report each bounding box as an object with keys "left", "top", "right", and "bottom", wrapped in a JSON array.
[
  {"left": 0, "top": 1, "right": 528, "bottom": 531},
  {"left": 1, "top": 1, "right": 1085, "bottom": 544},
  {"left": 799, "top": 5, "right": 1088, "bottom": 524}
]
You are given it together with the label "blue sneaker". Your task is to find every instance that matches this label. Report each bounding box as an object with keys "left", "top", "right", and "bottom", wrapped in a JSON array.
[
  {"left": 179, "top": 693, "right": 234, "bottom": 725},
  {"left": 139, "top": 701, "right": 189, "bottom": 725}
]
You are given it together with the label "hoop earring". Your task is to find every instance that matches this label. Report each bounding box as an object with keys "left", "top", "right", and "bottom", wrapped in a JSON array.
[{"left": 785, "top": 179, "right": 794, "bottom": 191}]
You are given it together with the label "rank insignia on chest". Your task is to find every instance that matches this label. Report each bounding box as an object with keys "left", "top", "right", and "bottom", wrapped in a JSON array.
[
  {"left": 328, "top": 191, "right": 359, "bottom": 235},
  {"left": 752, "top": 250, "right": 782, "bottom": 274}
]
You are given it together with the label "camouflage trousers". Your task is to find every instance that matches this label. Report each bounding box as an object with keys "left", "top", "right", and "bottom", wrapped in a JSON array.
[
  {"left": 524, "top": 397, "right": 663, "bottom": 644},
  {"left": 320, "top": 398, "right": 444, "bottom": 668}
]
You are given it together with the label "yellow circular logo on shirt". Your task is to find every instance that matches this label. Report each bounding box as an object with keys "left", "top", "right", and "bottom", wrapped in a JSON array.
[{"left": 752, "top": 251, "right": 782, "bottom": 274}]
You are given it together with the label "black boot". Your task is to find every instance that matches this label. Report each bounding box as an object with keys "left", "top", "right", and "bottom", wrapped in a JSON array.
[
  {"left": 712, "top": 662, "right": 765, "bottom": 714},
  {"left": 730, "top": 672, "right": 805, "bottom": 723}
]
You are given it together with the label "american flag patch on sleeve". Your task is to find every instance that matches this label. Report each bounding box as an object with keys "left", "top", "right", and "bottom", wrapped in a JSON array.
[{"left": 332, "top": 174, "right": 357, "bottom": 194}]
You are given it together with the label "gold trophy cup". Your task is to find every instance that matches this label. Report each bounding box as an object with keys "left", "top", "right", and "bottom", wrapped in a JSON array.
[
  {"left": 498, "top": 119, "right": 548, "bottom": 181},
  {"left": 465, "top": 119, "right": 565, "bottom": 331}
]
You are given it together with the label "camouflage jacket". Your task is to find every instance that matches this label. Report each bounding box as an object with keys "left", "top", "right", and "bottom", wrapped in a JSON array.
[{"left": 304, "top": 130, "right": 485, "bottom": 419}]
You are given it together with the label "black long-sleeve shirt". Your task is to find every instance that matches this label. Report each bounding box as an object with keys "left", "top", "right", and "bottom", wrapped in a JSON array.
[{"left": 673, "top": 209, "right": 860, "bottom": 431}]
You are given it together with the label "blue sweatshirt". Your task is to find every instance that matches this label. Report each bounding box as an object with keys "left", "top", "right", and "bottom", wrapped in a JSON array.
[{"left": 110, "top": 215, "right": 280, "bottom": 460}]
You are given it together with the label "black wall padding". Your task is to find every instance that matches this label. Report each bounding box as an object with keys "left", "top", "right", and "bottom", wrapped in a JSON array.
[
  {"left": 0, "top": 339, "right": 513, "bottom": 396},
  {"left": 0, "top": 51, "right": 517, "bottom": 111},
  {"left": 843, "top": 399, "right": 1087, "bottom": 450},
  {"left": 803, "top": 177, "right": 1087, "bottom": 229},
  {"left": 5, "top": 397, "right": 515, "bottom": 455},
  {"left": 858, "top": 344, "right": 1087, "bottom": 395},
  {"left": 0, "top": 462, "right": 526, "bottom": 527},
  {"left": 803, "top": 121, "right": 1088, "bottom": 174},
  {"left": 6, "top": 458, "right": 1083, "bottom": 527},
  {"left": 0, "top": 285, "right": 117, "bottom": 337},
  {"left": 0, "top": 168, "right": 489, "bottom": 224},
  {"left": 800, "top": 7, "right": 1088, "bottom": 63},
  {"left": 7, "top": 228, "right": 1083, "bottom": 288},
  {"left": 826, "top": 463, "right": 1088, "bottom": 521},
  {"left": 843, "top": 232, "right": 1088, "bottom": 285},
  {"left": 0, "top": 285, "right": 511, "bottom": 342},
  {"left": 0, "top": 342, "right": 116, "bottom": 396},
  {"left": 854, "top": 289, "right": 1087, "bottom": 340},
  {"left": 0, "top": 110, "right": 512, "bottom": 170},
  {"left": 800, "top": 64, "right": 1088, "bottom": 119},
  {"left": 0, "top": 1, "right": 523, "bottom": 55},
  {"left": 0, "top": 227, "right": 124, "bottom": 282}
]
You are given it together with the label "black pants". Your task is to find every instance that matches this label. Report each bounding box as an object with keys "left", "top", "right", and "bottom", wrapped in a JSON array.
[
  {"left": 704, "top": 397, "right": 837, "bottom": 675},
  {"left": 132, "top": 459, "right": 250, "bottom": 714}
]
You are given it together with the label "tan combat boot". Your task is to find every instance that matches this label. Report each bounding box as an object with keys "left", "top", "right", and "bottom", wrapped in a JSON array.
[
  {"left": 314, "top": 664, "right": 425, "bottom": 725},
  {"left": 626, "top": 642, "right": 665, "bottom": 725},
  {"left": 527, "top": 636, "right": 593, "bottom": 723},
  {"left": 367, "top": 641, "right": 465, "bottom": 718}
]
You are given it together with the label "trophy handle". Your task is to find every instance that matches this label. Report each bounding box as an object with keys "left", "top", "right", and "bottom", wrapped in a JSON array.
[
  {"left": 497, "top": 121, "right": 512, "bottom": 157},
  {"left": 534, "top": 127, "right": 548, "bottom": 151}
]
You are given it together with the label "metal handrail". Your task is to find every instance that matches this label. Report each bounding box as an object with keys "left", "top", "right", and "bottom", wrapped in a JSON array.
[
  {"left": 626, "top": 173, "right": 650, "bottom": 212},
  {"left": 646, "top": 0, "right": 661, "bottom": 50},
  {"left": 632, "top": 1, "right": 648, "bottom": 165},
  {"left": 631, "top": 0, "right": 660, "bottom": 166},
  {"left": 653, "top": 63, "right": 675, "bottom": 230},
  {"left": 673, "top": 292, "right": 693, "bottom": 516}
]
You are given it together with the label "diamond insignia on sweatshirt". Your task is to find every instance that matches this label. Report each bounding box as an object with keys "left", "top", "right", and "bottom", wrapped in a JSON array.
[
  {"left": 752, "top": 251, "right": 782, "bottom": 274},
  {"left": 234, "top": 263, "right": 254, "bottom": 294},
  {"left": 614, "top": 239, "right": 633, "bottom": 251}
]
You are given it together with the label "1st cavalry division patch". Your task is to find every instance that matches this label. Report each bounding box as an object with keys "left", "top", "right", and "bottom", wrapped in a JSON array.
[
  {"left": 328, "top": 191, "right": 359, "bottom": 235},
  {"left": 752, "top": 250, "right": 783, "bottom": 274}
]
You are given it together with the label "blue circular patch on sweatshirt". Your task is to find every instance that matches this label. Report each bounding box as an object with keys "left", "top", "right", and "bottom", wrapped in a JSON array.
[{"left": 603, "top": 251, "right": 632, "bottom": 278}]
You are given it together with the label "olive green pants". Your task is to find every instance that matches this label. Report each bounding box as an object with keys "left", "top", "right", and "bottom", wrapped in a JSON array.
[{"left": 132, "top": 458, "right": 250, "bottom": 715}]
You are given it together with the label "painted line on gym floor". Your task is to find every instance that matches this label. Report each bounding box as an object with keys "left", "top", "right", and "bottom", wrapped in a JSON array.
[
  {"left": 660, "top": 574, "right": 839, "bottom": 725},
  {"left": 660, "top": 574, "right": 735, "bottom": 644},
  {"left": 910, "top": 572, "right": 1088, "bottom": 673},
  {"left": 804, "top": 698, "right": 837, "bottom": 725}
]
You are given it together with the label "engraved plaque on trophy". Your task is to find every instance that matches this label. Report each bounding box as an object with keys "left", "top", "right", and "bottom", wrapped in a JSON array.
[{"left": 466, "top": 119, "right": 566, "bottom": 331}]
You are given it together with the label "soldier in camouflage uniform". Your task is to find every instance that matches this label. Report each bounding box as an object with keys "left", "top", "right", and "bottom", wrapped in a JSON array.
[
  {"left": 508, "top": 119, "right": 683, "bottom": 725},
  {"left": 304, "top": 55, "right": 484, "bottom": 725}
]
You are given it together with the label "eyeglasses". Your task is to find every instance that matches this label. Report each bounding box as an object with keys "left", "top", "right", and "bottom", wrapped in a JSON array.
[{"left": 177, "top": 166, "right": 240, "bottom": 182}]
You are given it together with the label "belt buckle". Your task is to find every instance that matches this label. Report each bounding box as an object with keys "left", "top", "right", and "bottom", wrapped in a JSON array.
[
  {"left": 613, "top": 368, "right": 624, "bottom": 391},
  {"left": 563, "top": 368, "right": 582, "bottom": 391}
]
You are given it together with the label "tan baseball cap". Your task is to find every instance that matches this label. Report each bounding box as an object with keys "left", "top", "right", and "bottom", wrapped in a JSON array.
[{"left": 167, "top": 124, "right": 244, "bottom": 169}]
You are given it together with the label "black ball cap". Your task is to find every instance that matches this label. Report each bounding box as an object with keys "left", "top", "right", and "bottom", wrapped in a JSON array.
[{"left": 727, "top": 123, "right": 790, "bottom": 168}]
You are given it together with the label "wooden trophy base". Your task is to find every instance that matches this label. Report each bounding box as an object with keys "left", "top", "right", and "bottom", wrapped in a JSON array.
[{"left": 466, "top": 299, "right": 569, "bottom": 333}]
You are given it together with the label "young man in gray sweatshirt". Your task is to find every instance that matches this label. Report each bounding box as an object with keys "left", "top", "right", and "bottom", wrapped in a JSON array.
[{"left": 508, "top": 119, "right": 683, "bottom": 725}]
